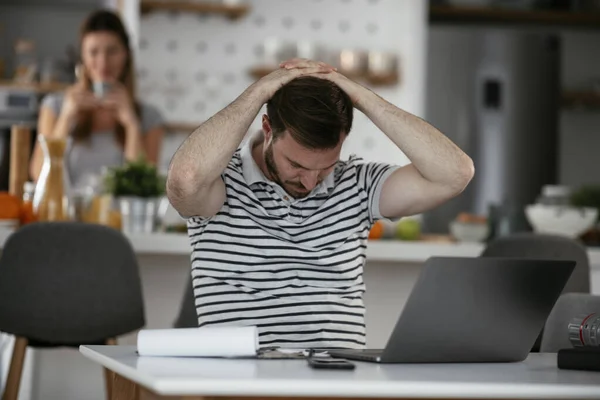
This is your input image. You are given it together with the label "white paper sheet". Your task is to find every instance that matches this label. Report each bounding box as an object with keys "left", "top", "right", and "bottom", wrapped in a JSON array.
[{"left": 137, "top": 326, "right": 259, "bottom": 358}]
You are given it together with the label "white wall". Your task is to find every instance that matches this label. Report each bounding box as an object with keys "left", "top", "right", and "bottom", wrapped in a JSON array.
[{"left": 138, "top": 0, "right": 428, "bottom": 174}]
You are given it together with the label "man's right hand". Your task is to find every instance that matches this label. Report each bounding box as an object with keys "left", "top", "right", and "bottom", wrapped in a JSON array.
[{"left": 255, "top": 58, "right": 336, "bottom": 102}]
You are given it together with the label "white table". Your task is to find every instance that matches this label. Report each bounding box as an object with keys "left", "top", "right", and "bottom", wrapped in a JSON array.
[{"left": 79, "top": 345, "right": 600, "bottom": 400}]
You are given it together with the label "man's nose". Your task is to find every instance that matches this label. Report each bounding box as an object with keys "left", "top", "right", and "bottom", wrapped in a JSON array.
[{"left": 300, "top": 171, "right": 320, "bottom": 191}]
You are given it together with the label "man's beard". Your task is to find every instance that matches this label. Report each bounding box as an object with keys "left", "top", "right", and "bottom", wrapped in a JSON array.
[{"left": 264, "top": 143, "right": 310, "bottom": 199}]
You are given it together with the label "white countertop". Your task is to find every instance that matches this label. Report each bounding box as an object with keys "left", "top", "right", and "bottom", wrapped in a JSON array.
[
  {"left": 1, "top": 228, "right": 599, "bottom": 265},
  {"left": 80, "top": 345, "right": 600, "bottom": 399}
]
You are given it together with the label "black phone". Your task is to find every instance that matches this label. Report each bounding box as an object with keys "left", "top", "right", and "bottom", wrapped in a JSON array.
[{"left": 307, "top": 357, "right": 355, "bottom": 370}]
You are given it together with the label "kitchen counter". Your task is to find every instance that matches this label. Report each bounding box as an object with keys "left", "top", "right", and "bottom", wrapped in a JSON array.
[{"left": 1, "top": 228, "right": 600, "bottom": 265}]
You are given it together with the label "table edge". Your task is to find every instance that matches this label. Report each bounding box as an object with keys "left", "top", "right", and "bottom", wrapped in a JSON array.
[{"left": 79, "top": 346, "right": 600, "bottom": 399}]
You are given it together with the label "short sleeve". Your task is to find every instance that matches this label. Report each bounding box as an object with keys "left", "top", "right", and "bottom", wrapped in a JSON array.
[
  {"left": 355, "top": 160, "right": 399, "bottom": 223},
  {"left": 140, "top": 103, "right": 164, "bottom": 134},
  {"left": 40, "top": 93, "right": 64, "bottom": 116}
]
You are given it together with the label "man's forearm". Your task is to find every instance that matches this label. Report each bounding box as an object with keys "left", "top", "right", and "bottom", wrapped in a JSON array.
[
  {"left": 167, "top": 84, "right": 265, "bottom": 193},
  {"left": 359, "top": 90, "right": 473, "bottom": 189}
]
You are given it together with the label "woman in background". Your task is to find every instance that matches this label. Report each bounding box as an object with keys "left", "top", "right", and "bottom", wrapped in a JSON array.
[{"left": 30, "top": 9, "right": 164, "bottom": 189}]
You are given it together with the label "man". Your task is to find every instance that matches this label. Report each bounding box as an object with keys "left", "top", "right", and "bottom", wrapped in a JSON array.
[{"left": 167, "top": 59, "right": 474, "bottom": 349}]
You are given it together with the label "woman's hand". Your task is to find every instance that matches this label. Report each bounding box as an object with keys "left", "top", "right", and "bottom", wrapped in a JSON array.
[
  {"left": 101, "top": 82, "right": 139, "bottom": 129},
  {"left": 61, "top": 82, "right": 99, "bottom": 122}
]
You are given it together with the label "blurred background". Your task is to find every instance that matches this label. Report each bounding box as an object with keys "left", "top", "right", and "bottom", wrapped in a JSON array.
[
  {"left": 0, "top": 1, "right": 600, "bottom": 399},
  {"left": 1, "top": 0, "right": 599, "bottom": 244}
]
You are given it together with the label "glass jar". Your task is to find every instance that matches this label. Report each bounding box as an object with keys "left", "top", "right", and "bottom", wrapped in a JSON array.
[{"left": 33, "top": 136, "right": 73, "bottom": 221}]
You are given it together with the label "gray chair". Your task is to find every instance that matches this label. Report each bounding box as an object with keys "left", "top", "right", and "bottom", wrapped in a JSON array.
[
  {"left": 481, "top": 232, "right": 591, "bottom": 352},
  {"left": 481, "top": 232, "right": 590, "bottom": 293},
  {"left": 174, "top": 276, "right": 198, "bottom": 328},
  {"left": 0, "top": 222, "right": 145, "bottom": 400},
  {"left": 540, "top": 293, "right": 600, "bottom": 352}
]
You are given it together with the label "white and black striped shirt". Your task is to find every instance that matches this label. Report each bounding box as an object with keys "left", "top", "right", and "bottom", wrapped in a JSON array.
[{"left": 187, "top": 139, "right": 398, "bottom": 349}]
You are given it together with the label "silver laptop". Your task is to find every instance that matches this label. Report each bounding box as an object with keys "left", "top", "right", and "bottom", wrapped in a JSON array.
[{"left": 329, "top": 256, "right": 575, "bottom": 363}]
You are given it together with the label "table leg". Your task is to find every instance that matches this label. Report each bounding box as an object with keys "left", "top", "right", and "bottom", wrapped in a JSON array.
[{"left": 111, "top": 373, "right": 140, "bottom": 400}]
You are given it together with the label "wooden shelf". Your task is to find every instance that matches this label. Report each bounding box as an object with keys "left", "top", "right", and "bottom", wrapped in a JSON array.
[
  {"left": 248, "top": 67, "right": 400, "bottom": 87},
  {"left": 561, "top": 91, "right": 600, "bottom": 110},
  {"left": 0, "top": 80, "right": 69, "bottom": 94},
  {"left": 140, "top": 1, "right": 250, "bottom": 20},
  {"left": 429, "top": 5, "right": 600, "bottom": 29}
]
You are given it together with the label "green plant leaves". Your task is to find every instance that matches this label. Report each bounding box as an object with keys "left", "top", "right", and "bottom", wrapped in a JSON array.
[
  {"left": 570, "top": 185, "right": 600, "bottom": 222},
  {"left": 104, "top": 157, "right": 166, "bottom": 198}
]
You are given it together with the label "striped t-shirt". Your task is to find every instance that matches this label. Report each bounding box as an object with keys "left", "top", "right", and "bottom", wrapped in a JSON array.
[{"left": 187, "top": 139, "right": 398, "bottom": 349}]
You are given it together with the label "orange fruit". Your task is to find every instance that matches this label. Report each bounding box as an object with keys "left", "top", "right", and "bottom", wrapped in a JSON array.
[
  {"left": 20, "top": 201, "right": 37, "bottom": 225},
  {"left": 456, "top": 212, "right": 487, "bottom": 224},
  {"left": 368, "top": 220, "right": 384, "bottom": 240},
  {"left": 0, "top": 192, "right": 21, "bottom": 220}
]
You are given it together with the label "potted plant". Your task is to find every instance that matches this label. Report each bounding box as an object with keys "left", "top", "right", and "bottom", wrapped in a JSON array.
[{"left": 103, "top": 157, "right": 166, "bottom": 234}]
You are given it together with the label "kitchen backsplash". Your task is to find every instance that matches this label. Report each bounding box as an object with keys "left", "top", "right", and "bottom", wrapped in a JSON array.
[{"left": 137, "top": 0, "right": 427, "bottom": 173}]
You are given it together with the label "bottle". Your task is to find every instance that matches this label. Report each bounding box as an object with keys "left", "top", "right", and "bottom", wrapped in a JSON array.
[
  {"left": 20, "top": 181, "right": 37, "bottom": 225},
  {"left": 568, "top": 313, "right": 600, "bottom": 348},
  {"left": 32, "top": 136, "right": 72, "bottom": 221}
]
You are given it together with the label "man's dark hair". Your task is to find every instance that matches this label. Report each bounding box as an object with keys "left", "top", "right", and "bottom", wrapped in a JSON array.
[{"left": 266, "top": 76, "right": 353, "bottom": 149}]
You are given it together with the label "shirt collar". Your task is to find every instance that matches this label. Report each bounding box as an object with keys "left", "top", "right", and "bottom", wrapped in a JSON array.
[
  {"left": 240, "top": 137, "right": 268, "bottom": 186},
  {"left": 240, "top": 133, "right": 337, "bottom": 197}
]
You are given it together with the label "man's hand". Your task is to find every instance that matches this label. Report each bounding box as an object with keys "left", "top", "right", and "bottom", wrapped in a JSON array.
[
  {"left": 280, "top": 58, "right": 370, "bottom": 110},
  {"left": 256, "top": 58, "right": 336, "bottom": 102}
]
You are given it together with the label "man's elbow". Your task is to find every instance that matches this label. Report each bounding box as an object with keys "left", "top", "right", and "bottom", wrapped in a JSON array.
[
  {"left": 451, "top": 155, "right": 475, "bottom": 195},
  {"left": 166, "top": 169, "right": 198, "bottom": 209}
]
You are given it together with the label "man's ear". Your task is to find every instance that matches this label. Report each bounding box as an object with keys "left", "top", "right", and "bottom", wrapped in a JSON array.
[{"left": 262, "top": 114, "right": 272, "bottom": 142}]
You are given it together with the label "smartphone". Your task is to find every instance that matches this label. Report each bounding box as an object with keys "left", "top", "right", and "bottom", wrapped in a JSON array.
[{"left": 307, "top": 357, "right": 355, "bottom": 370}]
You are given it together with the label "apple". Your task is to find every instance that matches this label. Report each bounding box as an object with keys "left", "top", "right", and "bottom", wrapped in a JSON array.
[{"left": 396, "top": 218, "right": 421, "bottom": 240}]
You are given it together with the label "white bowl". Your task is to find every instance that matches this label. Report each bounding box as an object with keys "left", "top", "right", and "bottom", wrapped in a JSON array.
[
  {"left": 449, "top": 221, "right": 489, "bottom": 243},
  {"left": 525, "top": 205, "right": 598, "bottom": 238}
]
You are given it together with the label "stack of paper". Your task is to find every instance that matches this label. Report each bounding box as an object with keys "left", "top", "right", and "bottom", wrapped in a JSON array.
[{"left": 137, "top": 326, "right": 258, "bottom": 358}]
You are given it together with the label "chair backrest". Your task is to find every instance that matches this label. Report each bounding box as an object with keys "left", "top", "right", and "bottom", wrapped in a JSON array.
[
  {"left": 0, "top": 222, "right": 145, "bottom": 345},
  {"left": 481, "top": 233, "right": 590, "bottom": 294},
  {"left": 540, "top": 293, "right": 600, "bottom": 352},
  {"left": 174, "top": 276, "right": 198, "bottom": 328}
]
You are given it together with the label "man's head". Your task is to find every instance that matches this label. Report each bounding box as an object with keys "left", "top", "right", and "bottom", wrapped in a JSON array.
[{"left": 262, "top": 76, "right": 353, "bottom": 198}]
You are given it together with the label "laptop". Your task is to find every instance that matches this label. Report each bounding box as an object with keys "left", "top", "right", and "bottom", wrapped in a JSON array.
[{"left": 329, "top": 256, "right": 575, "bottom": 363}]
